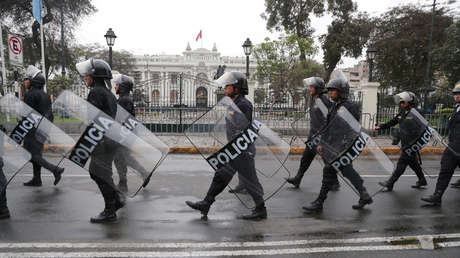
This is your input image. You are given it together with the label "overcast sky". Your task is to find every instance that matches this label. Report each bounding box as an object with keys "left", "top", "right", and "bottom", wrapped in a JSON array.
[{"left": 75, "top": 0, "right": 455, "bottom": 68}]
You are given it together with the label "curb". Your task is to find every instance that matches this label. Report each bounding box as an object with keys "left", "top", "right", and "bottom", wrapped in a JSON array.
[{"left": 42, "top": 145, "right": 445, "bottom": 155}]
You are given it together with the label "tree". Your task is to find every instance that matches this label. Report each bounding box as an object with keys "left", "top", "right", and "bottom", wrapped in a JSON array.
[
  {"left": 321, "top": 12, "right": 373, "bottom": 82},
  {"left": 0, "top": 0, "right": 96, "bottom": 78},
  {"left": 252, "top": 34, "right": 321, "bottom": 106},
  {"left": 46, "top": 75, "right": 74, "bottom": 99},
  {"left": 434, "top": 19, "right": 460, "bottom": 87},
  {"left": 72, "top": 43, "right": 135, "bottom": 76},
  {"left": 370, "top": 5, "right": 452, "bottom": 95}
]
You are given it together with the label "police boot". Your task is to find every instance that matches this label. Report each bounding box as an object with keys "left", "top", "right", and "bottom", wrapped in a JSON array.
[
  {"left": 421, "top": 190, "right": 443, "bottom": 206},
  {"left": 352, "top": 188, "right": 373, "bottom": 210},
  {"left": 24, "top": 168, "right": 42, "bottom": 187},
  {"left": 185, "top": 199, "right": 213, "bottom": 218},
  {"left": 286, "top": 174, "right": 303, "bottom": 188},
  {"left": 228, "top": 184, "right": 247, "bottom": 194},
  {"left": 303, "top": 184, "right": 328, "bottom": 213},
  {"left": 23, "top": 178, "right": 42, "bottom": 187},
  {"left": 0, "top": 206, "right": 10, "bottom": 220},
  {"left": 238, "top": 204, "right": 267, "bottom": 220},
  {"left": 411, "top": 178, "right": 427, "bottom": 189},
  {"left": 53, "top": 167, "right": 64, "bottom": 186},
  {"left": 90, "top": 201, "right": 117, "bottom": 223},
  {"left": 378, "top": 175, "right": 397, "bottom": 192},
  {"left": 450, "top": 179, "right": 460, "bottom": 189}
]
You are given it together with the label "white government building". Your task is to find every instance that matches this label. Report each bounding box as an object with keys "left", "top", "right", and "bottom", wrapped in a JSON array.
[{"left": 124, "top": 43, "right": 257, "bottom": 107}]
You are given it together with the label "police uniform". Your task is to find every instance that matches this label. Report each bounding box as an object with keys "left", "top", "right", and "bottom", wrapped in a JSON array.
[
  {"left": 378, "top": 108, "right": 427, "bottom": 190},
  {"left": 23, "top": 66, "right": 64, "bottom": 187},
  {"left": 186, "top": 72, "right": 266, "bottom": 220},
  {"left": 422, "top": 103, "right": 460, "bottom": 205},
  {"left": 0, "top": 150, "right": 8, "bottom": 219}
]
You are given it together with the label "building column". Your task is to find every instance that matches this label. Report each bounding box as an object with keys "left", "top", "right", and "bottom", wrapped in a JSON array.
[{"left": 360, "top": 81, "right": 380, "bottom": 128}]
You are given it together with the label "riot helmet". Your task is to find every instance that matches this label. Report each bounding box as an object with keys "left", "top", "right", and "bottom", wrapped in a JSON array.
[
  {"left": 214, "top": 72, "right": 248, "bottom": 95},
  {"left": 113, "top": 74, "right": 134, "bottom": 94},
  {"left": 453, "top": 81, "right": 460, "bottom": 94},
  {"left": 76, "top": 58, "right": 112, "bottom": 80},
  {"left": 24, "top": 65, "right": 45, "bottom": 88},
  {"left": 393, "top": 91, "right": 417, "bottom": 106},
  {"left": 303, "top": 77, "right": 325, "bottom": 93},
  {"left": 326, "top": 70, "right": 349, "bottom": 100}
]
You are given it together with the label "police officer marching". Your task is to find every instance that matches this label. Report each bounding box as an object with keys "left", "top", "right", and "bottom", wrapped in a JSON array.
[
  {"left": 421, "top": 81, "right": 460, "bottom": 206},
  {"left": 0, "top": 125, "right": 8, "bottom": 219},
  {"left": 76, "top": 58, "right": 125, "bottom": 223},
  {"left": 185, "top": 71, "right": 267, "bottom": 220},
  {"left": 22, "top": 65, "right": 64, "bottom": 187},
  {"left": 113, "top": 74, "right": 135, "bottom": 193},
  {"left": 374, "top": 92, "right": 427, "bottom": 191},
  {"left": 286, "top": 77, "right": 340, "bottom": 191},
  {"left": 303, "top": 76, "right": 373, "bottom": 213}
]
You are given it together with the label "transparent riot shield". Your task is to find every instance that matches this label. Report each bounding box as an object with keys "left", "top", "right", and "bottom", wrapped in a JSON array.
[
  {"left": 0, "top": 130, "right": 31, "bottom": 193},
  {"left": 404, "top": 108, "right": 451, "bottom": 178},
  {"left": 115, "top": 104, "right": 169, "bottom": 186},
  {"left": 318, "top": 106, "right": 394, "bottom": 196},
  {"left": 284, "top": 98, "right": 327, "bottom": 180},
  {"left": 52, "top": 90, "right": 164, "bottom": 197},
  {"left": 184, "top": 96, "right": 291, "bottom": 209}
]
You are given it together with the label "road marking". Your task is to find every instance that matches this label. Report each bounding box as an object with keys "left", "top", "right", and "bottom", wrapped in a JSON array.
[{"left": 1, "top": 233, "right": 459, "bottom": 249}]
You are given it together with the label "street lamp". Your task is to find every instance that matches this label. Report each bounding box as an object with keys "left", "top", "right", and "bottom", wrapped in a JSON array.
[
  {"left": 366, "top": 46, "right": 377, "bottom": 82},
  {"left": 242, "top": 38, "right": 252, "bottom": 78},
  {"left": 104, "top": 28, "right": 117, "bottom": 68}
]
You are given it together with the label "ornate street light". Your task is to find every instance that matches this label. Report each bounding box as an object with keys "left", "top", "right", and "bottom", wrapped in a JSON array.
[
  {"left": 242, "top": 38, "right": 253, "bottom": 78},
  {"left": 366, "top": 46, "right": 377, "bottom": 82},
  {"left": 104, "top": 28, "right": 117, "bottom": 68}
]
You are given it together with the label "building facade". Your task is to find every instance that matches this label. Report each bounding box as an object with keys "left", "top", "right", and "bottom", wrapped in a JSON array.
[{"left": 129, "top": 43, "right": 256, "bottom": 107}]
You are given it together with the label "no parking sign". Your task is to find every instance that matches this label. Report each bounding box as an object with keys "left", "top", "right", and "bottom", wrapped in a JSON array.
[{"left": 8, "top": 34, "right": 23, "bottom": 66}]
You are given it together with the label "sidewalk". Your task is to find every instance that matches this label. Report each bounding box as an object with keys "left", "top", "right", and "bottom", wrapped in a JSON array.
[{"left": 43, "top": 134, "right": 445, "bottom": 155}]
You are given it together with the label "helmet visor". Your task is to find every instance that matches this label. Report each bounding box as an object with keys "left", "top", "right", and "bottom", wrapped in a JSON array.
[
  {"left": 303, "top": 77, "right": 317, "bottom": 88},
  {"left": 214, "top": 72, "right": 238, "bottom": 87},
  {"left": 76, "top": 59, "right": 93, "bottom": 77},
  {"left": 330, "top": 70, "right": 347, "bottom": 82},
  {"left": 25, "top": 65, "right": 41, "bottom": 80}
]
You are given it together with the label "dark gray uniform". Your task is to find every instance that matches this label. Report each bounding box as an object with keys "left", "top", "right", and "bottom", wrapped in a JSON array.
[
  {"left": 87, "top": 81, "right": 121, "bottom": 209},
  {"left": 0, "top": 156, "right": 6, "bottom": 212},
  {"left": 378, "top": 108, "right": 426, "bottom": 187},
  {"left": 321, "top": 101, "right": 365, "bottom": 195},
  {"left": 433, "top": 106, "right": 460, "bottom": 194},
  {"left": 23, "top": 84, "right": 61, "bottom": 181},
  {"left": 204, "top": 95, "right": 264, "bottom": 207}
]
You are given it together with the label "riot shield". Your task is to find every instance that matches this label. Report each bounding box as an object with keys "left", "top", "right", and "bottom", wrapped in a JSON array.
[
  {"left": 0, "top": 130, "right": 31, "bottom": 193},
  {"left": 52, "top": 90, "right": 163, "bottom": 197},
  {"left": 318, "top": 106, "right": 394, "bottom": 195},
  {"left": 402, "top": 108, "right": 450, "bottom": 178},
  {"left": 284, "top": 98, "right": 328, "bottom": 179},
  {"left": 115, "top": 104, "right": 169, "bottom": 186},
  {"left": 184, "top": 96, "right": 291, "bottom": 209}
]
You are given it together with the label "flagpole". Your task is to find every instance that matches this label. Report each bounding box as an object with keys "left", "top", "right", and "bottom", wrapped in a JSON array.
[
  {"left": 0, "top": 23, "right": 7, "bottom": 95},
  {"left": 40, "top": 0, "right": 46, "bottom": 92}
]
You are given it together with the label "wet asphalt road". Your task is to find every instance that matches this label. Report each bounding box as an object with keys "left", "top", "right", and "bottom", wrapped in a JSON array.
[{"left": 1, "top": 153, "right": 460, "bottom": 257}]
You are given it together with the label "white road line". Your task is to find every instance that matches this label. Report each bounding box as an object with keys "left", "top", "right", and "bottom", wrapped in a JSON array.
[
  {"left": 1, "top": 233, "right": 459, "bottom": 249},
  {"left": 0, "top": 245, "right": 430, "bottom": 257}
]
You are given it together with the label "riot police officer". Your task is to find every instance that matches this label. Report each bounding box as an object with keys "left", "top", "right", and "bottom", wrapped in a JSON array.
[
  {"left": 22, "top": 65, "right": 64, "bottom": 187},
  {"left": 185, "top": 72, "right": 267, "bottom": 220},
  {"left": 113, "top": 74, "right": 135, "bottom": 192},
  {"left": 286, "top": 77, "right": 340, "bottom": 190},
  {"left": 76, "top": 58, "right": 124, "bottom": 223},
  {"left": 303, "top": 77, "right": 372, "bottom": 213},
  {"left": 374, "top": 92, "right": 427, "bottom": 191},
  {"left": 421, "top": 81, "right": 460, "bottom": 206}
]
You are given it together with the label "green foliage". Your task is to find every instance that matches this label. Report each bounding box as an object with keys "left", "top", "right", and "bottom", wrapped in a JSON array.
[
  {"left": 370, "top": 5, "right": 453, "bottom": 94},
  {"left": 46, "top": 75, "right": 74, "bottom": 99},
  {"left": 252, "top": 34, "right": 322, "bottom": 105},
  {"left": 434, "top": 19, "right": 460, "bottom": 87},
  {"left": 0, "top": 0, "right": 96, "bottom": 78}
]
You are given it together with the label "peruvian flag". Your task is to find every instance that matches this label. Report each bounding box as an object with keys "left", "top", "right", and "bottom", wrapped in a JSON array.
[{"left": 195, "top": 30, "right": 202, "bottom": 41}]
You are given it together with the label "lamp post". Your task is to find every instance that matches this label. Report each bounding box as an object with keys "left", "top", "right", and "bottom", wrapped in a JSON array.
[
  {"left": 242, "top": 38, "right": 252, "bottom": 79},
  {"left": 104, "top": 28, "right": 117, "bottom": 68},
  {"left": 366, "top": 46, "right": 377, "bottom": 82}
]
